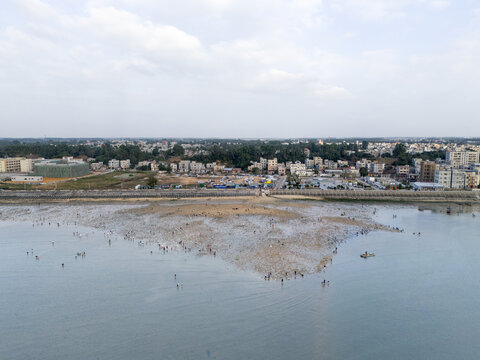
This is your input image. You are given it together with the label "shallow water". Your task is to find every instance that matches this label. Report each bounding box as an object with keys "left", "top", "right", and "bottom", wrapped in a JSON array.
[{"left": 1, "top": 205, "right": 479, "bottom": 359}]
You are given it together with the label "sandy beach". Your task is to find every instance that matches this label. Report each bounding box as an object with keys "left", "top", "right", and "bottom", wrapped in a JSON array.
[{"left": 0, "top": 198, "right": 399, "bottom": 278}]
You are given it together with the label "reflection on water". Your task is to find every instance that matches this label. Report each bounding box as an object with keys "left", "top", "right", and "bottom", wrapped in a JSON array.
[
  {"left": 418, "top": 202, "right": 480, "bottom": 215},
  {"left": 1, "top": 205, "right": 479, "bottom": 360}
]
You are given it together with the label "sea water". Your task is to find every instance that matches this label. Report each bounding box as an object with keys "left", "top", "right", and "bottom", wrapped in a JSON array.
[{"left": 1, "top": 205, "right": 479, "bottom": 360}]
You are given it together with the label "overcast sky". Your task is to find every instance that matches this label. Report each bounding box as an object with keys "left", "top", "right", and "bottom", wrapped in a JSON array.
[{"left": 1, "top": 0, "right": 479, "bottom": 138}]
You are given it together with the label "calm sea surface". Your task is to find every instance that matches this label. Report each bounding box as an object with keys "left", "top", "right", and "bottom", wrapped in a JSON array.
[{"left": 1, "top": 205, "right": 479, "bottom": 359}]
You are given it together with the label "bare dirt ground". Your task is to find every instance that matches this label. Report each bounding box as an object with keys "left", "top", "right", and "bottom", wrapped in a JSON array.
[{"left": 0, "top": 198, "right": 398, "bottom": 278}]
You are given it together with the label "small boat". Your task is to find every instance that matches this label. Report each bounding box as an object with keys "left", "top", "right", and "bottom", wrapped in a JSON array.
[{"left": 360, "top": 253, "right": 375, "bottom": 258}]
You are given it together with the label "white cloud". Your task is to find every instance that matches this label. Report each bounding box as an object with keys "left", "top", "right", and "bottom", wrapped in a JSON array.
[
  {"left": 331, "top": 0, "right": 450, "bottom": 20},
  {"left": 1, "top": 0, "right": 479, "bottom": 137}
]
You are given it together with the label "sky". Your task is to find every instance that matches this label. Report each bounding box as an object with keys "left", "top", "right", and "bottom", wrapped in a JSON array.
[{"left": 1, "top": 0, "right": 479, "bottom": 138}]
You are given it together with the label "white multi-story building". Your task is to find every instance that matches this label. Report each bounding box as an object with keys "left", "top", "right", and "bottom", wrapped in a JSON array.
[
  {"left": 446, "top": 150, "right": 480, "bottom": 167},
  {"left": 290, "top": 162, "right": 306, "bottom": 175},
  {"left": 356, "top": 159, "right": 371, "bottom": 170},
  {"left": 368, "top": 162, "right": 385, "bottom": 174},
  {"left": 178, "top": 160, "right": 191, "bottom": 173},
  {"left": 108, "top": 159, "right": 120, "bottom": 169},
  {"left": 190, "top": 161, "right": 205, "bottom": 173},
  {"left": 259, "top": 157, "right": 268, "bottom": 170},
  {"left": 413, "top": 158, "right": 423, "bottom": 174},
  {"left": 434, "top": 169, "right": 466, "bottom": 189},
  {"left": 20, "top": 159, "right": 33, "bottom": 173}
]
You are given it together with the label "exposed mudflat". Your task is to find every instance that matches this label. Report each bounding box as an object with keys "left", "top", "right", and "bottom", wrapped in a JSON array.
[{"left": 0, "top": 198, "right": 398, "bottom": 278}]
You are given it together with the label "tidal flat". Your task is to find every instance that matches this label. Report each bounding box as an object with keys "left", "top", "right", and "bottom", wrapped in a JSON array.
[{"left": 0, "top": 197, "right": 398, "bottom": 278}]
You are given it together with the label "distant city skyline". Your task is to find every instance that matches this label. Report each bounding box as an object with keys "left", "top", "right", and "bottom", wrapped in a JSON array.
[{"left": 1, "top": 0, "right": 480, "bottom": 138}]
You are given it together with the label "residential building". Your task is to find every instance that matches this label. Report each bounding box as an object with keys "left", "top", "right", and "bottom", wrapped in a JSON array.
[
  {"left": 178, "top": 160, "right": 191, "bottom": 173},
  {"left": 446, "top": 150, "right": 480, "bottom": 167},
  {"left": 259, "top": 158, "right": 268, "bottom": 170},
  {"left": 419, "top": 161, "right": 436, "bottom": 182},
  {"left": 20, "top": 159, "right": 33, "bottom": 173},
  {"left": 120, "top": 160, "right": 131, "bottom": 169},
  {"left": 305, "top": 159, "right": 315, "bottom": 168},
  {"left": 356, "top": 159, "right": 370, "bottom": 170},
  {"left": 267, "top": 158, "right": 278, "bottom": 173},
  {"left": 465, "top": 170, "right": 480, "bottom": 188},
  {"left": 213, "top": 164, "right": 225, "bottom": 173},
  {"left": 396, "top": 165, "right": 410, "bottom": 177},
  {"left": 0, "top": 157, "right": 22, "bottom": 172},
  {"left": 434, "top": 169, "right": 467, "bottom": 189},
  {"left": 290, "top": 162, "right": 306, "bottom": 176},
  {"left": 108, "top": 159, "right": 120, "bottom": 169},
  {"left": 368, "top": 162, "right": 385, "bottom": 174},
  {"left": 413, "top": 158, "right": 423, "bottom": 174},
  {"left": 190, "top": 161, "right": 205, "bottom": 173}
]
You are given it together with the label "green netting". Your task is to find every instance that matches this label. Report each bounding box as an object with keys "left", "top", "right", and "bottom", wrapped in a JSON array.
[{"left": 33, "top": 162, "right": 89, "bottom": 178}]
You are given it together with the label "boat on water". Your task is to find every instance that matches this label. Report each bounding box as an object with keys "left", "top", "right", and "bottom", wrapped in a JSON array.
[{"left": 360, "top": 252, "right": 375, "bottom": 258}]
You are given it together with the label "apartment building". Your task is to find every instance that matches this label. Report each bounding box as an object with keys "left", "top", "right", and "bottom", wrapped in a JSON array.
[
  {"left": 108, "top": 159, "right": 120, "bottom": 169},
  {"left": 396, "top": 165, "right": 410, "bottom": 177},
  {"left": 0, "top": 157, "right": 29, "bottom": 173},
  {"left": 259, "top": 158, "right": 268, "bottom": 170},
  {"left": 446, "top": 150, "right": 480, "bottom": 167},
  {"left": 419, "top": 161, "right": 436, "bottom": 182},
  {"left": 178, "top": 160, "right": 191, "bottom": 173},
  {"left": 190, "top": 161, "right": 205, "bottom": 174},
  {"left": 290, "top": 162, "right": 306, "bottom": 176},
  {"left": 267, "top": 158, "right": 278, "bottom": 173},
  {"left": 368, "top": 162, "right": 385, "bottom": 174},
  {"left": 434, "top": 169, "right": 466, "bottom": 189},
  {"left": 356, "top": 159, "right": 371, "bottom": 170}
]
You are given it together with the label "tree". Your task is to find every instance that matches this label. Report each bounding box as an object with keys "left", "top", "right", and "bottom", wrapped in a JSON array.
[
  {"left": 147, "top": 175, "right": 157, "bottom": 188},
  {"left": 392, "top": 143, "right": 412, "bottom": 166},
  {"left": 359, "top": 167, "right": 368, "bottom": 177},
  {"left": 393, "top": 143, "right": 407, "bottom": 158},
  {"left": 252, "top": 167, "right": 260, "bottom": 175},
  {"left": 361, "top": 141, "right": 368, "bottom": 150},
  {"left": 170, "top": 144, "right": 184, "bottom": 157}
]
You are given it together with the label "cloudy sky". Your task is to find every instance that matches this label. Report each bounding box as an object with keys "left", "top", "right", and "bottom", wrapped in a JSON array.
[{"left": 1, "top": 0, "right": 479, "bottom": 138}]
